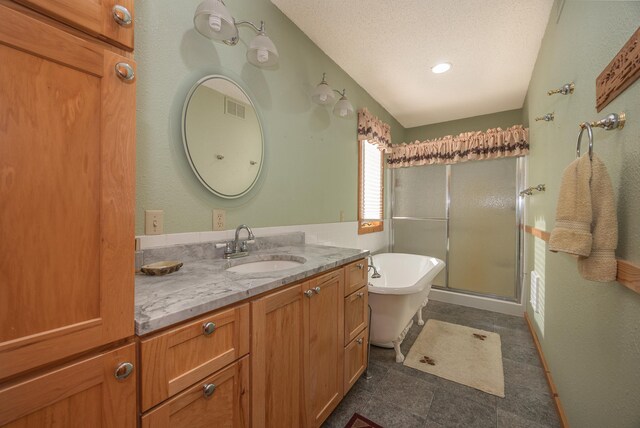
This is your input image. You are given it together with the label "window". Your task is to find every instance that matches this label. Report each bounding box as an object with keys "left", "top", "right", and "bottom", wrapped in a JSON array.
[{"left": 358, "top": 139, "right": 384, "bottom": 234}]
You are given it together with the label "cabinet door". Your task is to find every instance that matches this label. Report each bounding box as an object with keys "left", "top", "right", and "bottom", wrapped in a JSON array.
[
  {"left": 251, "top": 284, "right": 306, "bottom": 428},
  {"left": 141, "top": 357, "right": 249, "bottom": 428},
  {"left": 140, "top": 304, "right": 250, "bottom": 411},
  {"left": 0, "top": 343, "right": 136, "bottom": 427},
  {"left": 306, "top": 270, "right": 345, "bottom": 427},
  {"left": 344, "top": 329, "right": 368, "bottom": 394},
  {"left": 344, "top": 259, "right": 368, "bottom": 296},
  {"left": 344, "top": 287, "right": 368, "bottom": 345},
  {"left": 0, "top": 4, "right": 136, "bottom": 380},
  {"left": 13, "top": 0, "right": 134, "bottom": 49}
]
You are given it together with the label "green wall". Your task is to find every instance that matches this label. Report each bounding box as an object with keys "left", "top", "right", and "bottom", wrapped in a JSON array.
[
  {"left": 404, "top": 109, "right": 523, "bottom": 142},
  {"left": 134, "top": 0, "right": 403, "bottom": 234},
  {"left": 523, "top": 2, "right": 640, "bottom": 427}
]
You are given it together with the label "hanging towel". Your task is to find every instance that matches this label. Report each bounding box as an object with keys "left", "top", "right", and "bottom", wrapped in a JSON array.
[
  {"left": 577, "top": 155, "right": 618, "bottom": 282},
  {"left": 549, "top": 154, "right": 593, "bottom": 256}
]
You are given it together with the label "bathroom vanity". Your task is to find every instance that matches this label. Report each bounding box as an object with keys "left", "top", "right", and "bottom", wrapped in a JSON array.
[{"left": 135, "top": 240, "right": 369, "bottom": 427}]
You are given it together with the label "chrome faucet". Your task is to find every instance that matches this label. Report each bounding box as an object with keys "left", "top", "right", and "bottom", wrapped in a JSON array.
[
  {"left": 368, "top": 255, "right": 381, "bottom": 278},
  {"left": 216, "top": 224, "right": 255, "bottom": 259}
]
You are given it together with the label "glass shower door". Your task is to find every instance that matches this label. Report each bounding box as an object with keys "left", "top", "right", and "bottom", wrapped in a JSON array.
[
  {"left": 448, "top": 158, "right": 518, "bottom": 299},
  {"left": 392, "top": 165, "right": 447, "bottom": 287}
]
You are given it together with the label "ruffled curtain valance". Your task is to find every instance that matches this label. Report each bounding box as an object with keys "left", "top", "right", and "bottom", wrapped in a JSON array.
[
  {"left": 357, "top": 108, "right": 392, "bottom": 153},
  {"left": 387, "top": 125, "right": 529, "bottom": 168}
]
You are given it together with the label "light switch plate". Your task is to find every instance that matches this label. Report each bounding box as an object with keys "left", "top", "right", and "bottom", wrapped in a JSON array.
[
  {"left": 145, "top": 210, "right": 164, "bottom": 235},
  {"left": 213, "top": 209, "right": 226, "bottom": 231}
]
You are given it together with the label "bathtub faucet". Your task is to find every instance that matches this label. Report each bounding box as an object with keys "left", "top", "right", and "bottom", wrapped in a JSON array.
[{"left": 368, "top": 255, "right": 381, "bottom": 278}]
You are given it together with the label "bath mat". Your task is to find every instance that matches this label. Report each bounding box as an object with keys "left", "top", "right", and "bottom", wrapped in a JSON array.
[
  {"left": 404, "top": 319, "right": 505, "bottom": 397},
  {"left": 344, "top": 413, "right": 383, "bottom": 428}
]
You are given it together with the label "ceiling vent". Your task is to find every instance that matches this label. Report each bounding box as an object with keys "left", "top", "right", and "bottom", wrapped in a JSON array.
[{"left": 225, "top": 97, "right": 246, "bottom": 119}]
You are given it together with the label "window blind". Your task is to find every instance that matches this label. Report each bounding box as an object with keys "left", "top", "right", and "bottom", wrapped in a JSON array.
[{"left": 361, "top": 140, "right": 383, "bottom": 221}]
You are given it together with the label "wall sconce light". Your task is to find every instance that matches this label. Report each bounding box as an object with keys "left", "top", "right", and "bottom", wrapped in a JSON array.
[
  {"left": 194, "top": 0, "right": 279, "bottom": 68},
  {"left": 312, "top": 73, "right": 354, "bottom": 118}
]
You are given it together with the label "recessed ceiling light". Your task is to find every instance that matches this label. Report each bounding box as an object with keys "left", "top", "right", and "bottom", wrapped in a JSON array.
[{"left": 431, "top": 62, "right": 452, "bottom": 74}]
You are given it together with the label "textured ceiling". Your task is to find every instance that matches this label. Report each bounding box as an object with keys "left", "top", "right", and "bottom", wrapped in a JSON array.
[{"left": 271, "top": 0, "right": 554, "bottom": 128}]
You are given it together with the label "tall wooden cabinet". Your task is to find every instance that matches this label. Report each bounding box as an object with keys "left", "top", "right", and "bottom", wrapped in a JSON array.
[{"left": 0, "top": 0, "right": 136, "bottom": 425}]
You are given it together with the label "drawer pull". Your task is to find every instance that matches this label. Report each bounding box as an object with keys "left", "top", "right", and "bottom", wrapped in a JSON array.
[
  {"left": 112, "top": 5, "right": 132, "bottom": 26},
  {"left": 356, "top": 263, "right": 364, "bottom": 270},
  {"left": 313, "top": 286, "right": 321, "bottom": 294},
  {"left": 304, "top": 290, "right": 314, "bottom": 298},
  {"left": 115, "top": 62, "right": 135, "bottom": 81},
  {"left": 356, "top": 338, "right": 363, "bottom": 345},
  {"left": 203, "top": 383, "right": 216, "bottom": 398},
  {"left": 114, "top": 362, "right": 134, "bottom": 380},
  {"left": 357, "top": 292, "right": 364, "bottom": 298},
  {"left": 202, "top": 322, "right": 217, "bottom": 335}
]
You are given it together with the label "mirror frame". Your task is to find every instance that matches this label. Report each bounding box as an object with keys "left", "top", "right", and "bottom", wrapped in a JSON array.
[{"left": 181, "top": 74, "right": 265, "bottom": 199}]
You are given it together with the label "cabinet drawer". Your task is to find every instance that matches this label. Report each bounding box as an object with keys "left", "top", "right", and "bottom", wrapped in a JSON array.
[
  {"left": 142, "top": 356, "right": 249, "bottom": 428},
  {"left": 344, "top": 259, "right": 367, "bottom": 296},
  {"left": 0, "top": 343, "right": 136, "bottom": 427},
  {"left": 344, "top": 286, "right": 368, "bottom": 345},
  {"left": 140, "top": 304, "right": 249, "bottom": 412},
  {"left": 13, "top": 0, "right": 135, "bottom": 49},
  {"left": 344, "top": 329, "right": 368, "bottom": 394}
]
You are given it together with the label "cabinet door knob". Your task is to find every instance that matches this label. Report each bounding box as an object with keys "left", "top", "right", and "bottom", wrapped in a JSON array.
[
  {"left": 114, "top": 362, "right": 134, "bottom": 380},
  {"left": 202, "top": 322, "right": 216, "bottom": 335},
  {"left": 115, "top": 62, "right": 135, "bottom": 81},
  {"left": 304, "top": 290, "right": 314, "bottom": 298},
  {"left": 313, "top": 286, "right": 321, "bottom": 294},
  {"left": 357, "top": 292, "right": 364, "bottom": 298},
  {"left": 356, "top": 263, "right": 364, "bottom": 270},
  {"left": 356, "top": 338, "right": 363, "bottom": 345},
  {"left": 112, "top": 5, "right": 132, "bottom": 26},
  {"left": 203, "top": 383, "right": 216, "bottom": 398}
]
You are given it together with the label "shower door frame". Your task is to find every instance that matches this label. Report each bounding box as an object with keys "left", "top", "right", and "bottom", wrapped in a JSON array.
[{"left": 390, "top": 157, "right": 526, "bottom": 303}]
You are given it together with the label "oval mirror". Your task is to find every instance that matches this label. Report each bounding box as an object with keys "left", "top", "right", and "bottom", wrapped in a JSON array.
[{"left": 182, "top": 75, "right": 264, "bottom": 198}]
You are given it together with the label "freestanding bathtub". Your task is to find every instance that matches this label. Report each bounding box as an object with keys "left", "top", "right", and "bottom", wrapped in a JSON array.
[{"left": 368, "top": 253, "right": 445, "bottom": 362}]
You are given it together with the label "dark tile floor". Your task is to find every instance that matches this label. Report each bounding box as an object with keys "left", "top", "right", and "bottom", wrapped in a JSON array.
[{"left": 323, "top": 301, "right": 561, "bottom": 428}]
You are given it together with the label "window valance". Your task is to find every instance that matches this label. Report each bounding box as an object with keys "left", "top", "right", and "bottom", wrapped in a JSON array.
[
  {"left": 357, "top": 108, "right": 392, "bottom": 153},
  {"left": 387, "top": 125, "right": 529, "bottom": 168}
]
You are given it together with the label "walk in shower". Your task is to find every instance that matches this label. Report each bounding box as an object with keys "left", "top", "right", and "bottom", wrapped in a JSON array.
[{"left": 391, "top": 157, "right": 524, "bottom": 301}]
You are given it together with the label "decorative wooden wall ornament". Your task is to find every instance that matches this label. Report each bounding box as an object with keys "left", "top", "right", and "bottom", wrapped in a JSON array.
[{"left": 596, "top": 26, "right": 640, "bottom": 112}]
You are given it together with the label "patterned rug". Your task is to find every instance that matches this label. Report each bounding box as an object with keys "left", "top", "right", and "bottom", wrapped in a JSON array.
[
  {"left": 344, "top": 413, "right": 384, "bottom": 428},
  {"left": 404, "top": 319, "right": 505, "bottom": 397}
]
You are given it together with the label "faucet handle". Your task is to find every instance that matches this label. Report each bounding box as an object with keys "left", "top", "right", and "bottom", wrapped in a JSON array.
[{"left": 215, "top": 241, "right": 234, "bottom": 255}]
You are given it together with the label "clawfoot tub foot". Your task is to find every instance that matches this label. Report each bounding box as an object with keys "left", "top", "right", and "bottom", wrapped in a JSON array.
[
  {"left": 416, "top": 297, "right": 429, "bottom": 326},
  {"left": 392, "top": 340, "right": 405, "bottom": 363}
]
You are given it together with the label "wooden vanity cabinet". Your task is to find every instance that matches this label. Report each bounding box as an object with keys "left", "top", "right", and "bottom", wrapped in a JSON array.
[
  {"left": 344, "top": 328, "right": 369, "bottom": 393},
  {"left": 0, "top": 1, "right": 135, "bottom": 381},
  {"left": 12, "top": 0, "right": 134, "bottom": 49}
]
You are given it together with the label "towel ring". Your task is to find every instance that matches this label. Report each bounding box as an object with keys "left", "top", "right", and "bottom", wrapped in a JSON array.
[{"left": 576, "top": 123, "right": 593, "bottom": 160}]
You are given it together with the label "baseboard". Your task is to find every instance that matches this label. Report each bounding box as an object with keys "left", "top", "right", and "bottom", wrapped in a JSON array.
[
  {"left": 429, "top": 289, "right": 525, "bottom": 316},
  {"left": 524, "top": 313, "right": 570, "bottom": 428}
]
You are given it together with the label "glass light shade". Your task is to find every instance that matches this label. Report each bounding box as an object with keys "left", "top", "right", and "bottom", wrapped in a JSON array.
[
  {"left": 311, "top": 82, "right": 336, "bottom": 105},
  {"left": 247, "top": 33, "right": 279, "bottom": 67},
  {"left": 431, "top": 62, "right": 452, "bottom": 74},
  {"left": 194, "top": 0, "right": 238, "bottom": 41},
  {"left": 333, "top": 95, "right": 354, "bottom": 118}
]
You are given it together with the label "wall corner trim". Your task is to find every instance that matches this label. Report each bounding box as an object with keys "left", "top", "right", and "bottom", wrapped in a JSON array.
[{"left": 524, "top": 312, "right": 570, "bottom": 428}]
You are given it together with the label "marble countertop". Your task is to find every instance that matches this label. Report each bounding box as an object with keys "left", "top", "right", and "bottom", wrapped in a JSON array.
[{"left": 135, "top": 244, "right": 368, "bottom": 336}]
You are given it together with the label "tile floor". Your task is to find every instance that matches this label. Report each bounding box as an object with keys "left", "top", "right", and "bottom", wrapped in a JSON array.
[{"left": 323, "top": 301, "right": 561, "bottom": 428}]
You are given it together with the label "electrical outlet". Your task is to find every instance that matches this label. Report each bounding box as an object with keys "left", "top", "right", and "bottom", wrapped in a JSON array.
[
  {"left": 145, "top": 210, "right": 164, "bottom": 235},
  {"left": 213, "top": 209, "right": 226, "bottom": 231},
  {"left": 339, "top": 210, "right": 345, "bottom": 222}
]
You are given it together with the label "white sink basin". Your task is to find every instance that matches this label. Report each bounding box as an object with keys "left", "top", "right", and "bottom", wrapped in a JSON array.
[{"left": 226, "top": 259, "right": 304, "bottom": 274}]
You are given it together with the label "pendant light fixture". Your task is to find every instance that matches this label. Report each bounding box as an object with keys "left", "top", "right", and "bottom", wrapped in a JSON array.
[
  {"left": 311, "top": 73, "right": 354, "bottom": 118},
  {"left": 194, "top": 0, "right": 279, "bottom": 68}
]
